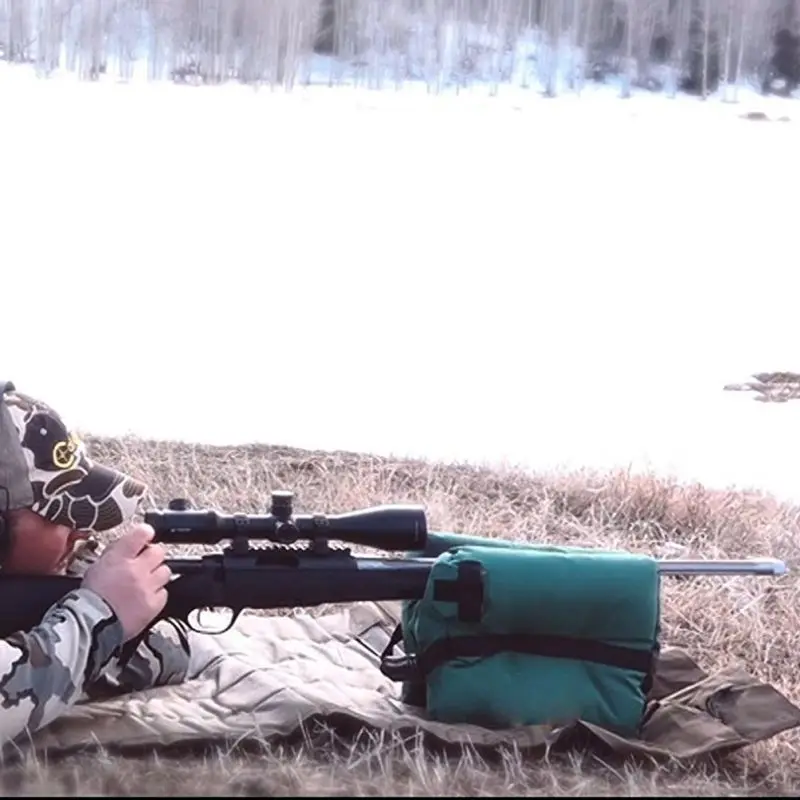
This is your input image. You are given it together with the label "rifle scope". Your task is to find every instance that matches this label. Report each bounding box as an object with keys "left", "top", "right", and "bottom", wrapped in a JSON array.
[{"left": 144, "top": 491, "right": 428, "bottom": 551}]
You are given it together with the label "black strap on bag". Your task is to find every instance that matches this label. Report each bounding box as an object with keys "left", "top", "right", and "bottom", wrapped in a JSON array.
[
  {"left": 380, "top": 626, "right": 655, "bottom": 682},
  {"left": 431, "top": 560, "right": 485, "bottom": 623}
]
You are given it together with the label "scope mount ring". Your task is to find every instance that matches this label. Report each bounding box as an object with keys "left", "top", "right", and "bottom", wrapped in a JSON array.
[{"left": 230, "top": 513, "right": 251, "bottom": 555}]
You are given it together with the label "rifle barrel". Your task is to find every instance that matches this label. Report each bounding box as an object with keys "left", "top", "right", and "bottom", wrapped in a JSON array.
[{"left": 657, "top": 558, "right": 788, "bottom": 576}]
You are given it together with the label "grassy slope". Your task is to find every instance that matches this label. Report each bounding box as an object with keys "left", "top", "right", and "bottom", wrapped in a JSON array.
[{"left": 3, "top": 434, "right": 799, "bottom": 796}]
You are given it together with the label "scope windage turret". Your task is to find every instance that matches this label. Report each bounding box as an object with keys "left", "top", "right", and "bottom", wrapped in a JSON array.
[{"left": 144, "top": 491, "right": 428, "bottom": 551}]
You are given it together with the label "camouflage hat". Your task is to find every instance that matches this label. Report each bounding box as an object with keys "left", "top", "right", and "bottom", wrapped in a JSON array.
[{"left": 0, "top": 381, "right": 147, "bottom": 532}]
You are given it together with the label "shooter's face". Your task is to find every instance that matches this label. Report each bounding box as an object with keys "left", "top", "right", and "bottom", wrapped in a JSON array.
[{"left": 2, "top": 508, "right": 88, "bottom": 575}]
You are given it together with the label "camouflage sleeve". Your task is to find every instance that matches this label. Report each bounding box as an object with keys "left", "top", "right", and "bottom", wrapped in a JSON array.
[
  {"left": 81, "top": 618, "right": 194, "bottom": 699},
  {"left": 0, "top": 587, "right": 125, "bottom": 747},
  {"left": 67, "top": 538, "right": 209, "bottom": 698}
]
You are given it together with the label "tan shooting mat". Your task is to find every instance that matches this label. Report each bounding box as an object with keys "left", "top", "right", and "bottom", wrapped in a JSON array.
[{"left": 23, "top": 602, "right": 800, "bottom": 759}]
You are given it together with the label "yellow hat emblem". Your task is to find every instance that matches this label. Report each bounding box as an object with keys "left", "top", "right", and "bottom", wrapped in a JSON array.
[{"left": 52, "top": 433, "right": 80, "bottom": 470}]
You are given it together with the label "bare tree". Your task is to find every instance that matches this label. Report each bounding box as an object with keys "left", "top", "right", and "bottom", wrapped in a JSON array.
[
  {"left": 2, "top": 0, "right": 33, "bottom": 62},
  {"left": 618, "top": 0, "right": 634, "bottom": 96},
  {"left": 577, "top": 0, "right": 599, "bottom": 92},
  {"left": 563, "top": 0, "right": 583, "bottom": 92},
  {"left": 33, "top": 0, "right": 69, "bottom": 75},
  {"left": 700, "top": 0, "right": 711, "bottom": 97},
  {"left": 540, "top": 0, "right": 564, "bottom": 95},
  {"left": 666, "top": 0, "right": 690, "bottom": 96}
]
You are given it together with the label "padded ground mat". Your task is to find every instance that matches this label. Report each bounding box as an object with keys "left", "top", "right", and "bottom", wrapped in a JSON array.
[{"left": 20, "top": 602, "right": 800, "bottom": 759}]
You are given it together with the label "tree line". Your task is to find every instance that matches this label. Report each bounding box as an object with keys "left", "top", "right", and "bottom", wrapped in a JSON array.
[{"left": 1, "top": 0, "right": 798, "bottom": 96}]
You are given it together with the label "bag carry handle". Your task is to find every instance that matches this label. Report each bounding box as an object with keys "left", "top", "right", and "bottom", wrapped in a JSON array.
[{"left": 379, "top": 559, "right": 486, "bottom": 682}]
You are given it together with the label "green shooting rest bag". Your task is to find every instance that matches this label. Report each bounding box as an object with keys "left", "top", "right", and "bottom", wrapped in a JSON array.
[{"left": 380, "top": 539, "right": 661, "bottom": 737}]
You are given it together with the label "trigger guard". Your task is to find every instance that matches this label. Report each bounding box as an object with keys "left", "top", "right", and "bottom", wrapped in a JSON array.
[
  {"left": 221, "top": 608, "right": 243, "bottom": 633},
  {"left": 187, "top": 607, "right": 242, "bottom": 634}
]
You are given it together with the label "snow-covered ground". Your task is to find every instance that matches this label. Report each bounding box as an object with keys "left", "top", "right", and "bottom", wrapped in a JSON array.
[{"left": 3, "top": 62, "right": 800, "bottom": 503}]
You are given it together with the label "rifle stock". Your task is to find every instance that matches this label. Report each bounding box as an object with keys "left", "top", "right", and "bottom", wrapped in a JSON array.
[{"left": 0, "top": 553, "right": 432, "bottom": 641}]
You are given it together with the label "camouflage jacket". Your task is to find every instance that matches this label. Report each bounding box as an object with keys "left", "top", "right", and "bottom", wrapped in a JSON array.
[{"left": 0, "top": 538, "right": 207, "bottom": 748}]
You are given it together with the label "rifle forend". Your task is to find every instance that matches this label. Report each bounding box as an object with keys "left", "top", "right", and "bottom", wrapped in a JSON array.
[{"left": 144, "top": 491, "right": 428, "bottom": 553}]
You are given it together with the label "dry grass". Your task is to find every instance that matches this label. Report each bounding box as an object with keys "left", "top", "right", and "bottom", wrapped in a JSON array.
[{"left": 3, "top": 434, "right": 800, "bottom": 795}]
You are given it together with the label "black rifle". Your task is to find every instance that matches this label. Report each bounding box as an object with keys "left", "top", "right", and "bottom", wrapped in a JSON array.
[{"left": 0, "top": 491, "right": 788, "bottom": 640}]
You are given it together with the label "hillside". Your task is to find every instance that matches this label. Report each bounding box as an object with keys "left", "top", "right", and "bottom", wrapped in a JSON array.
[{"left": 3, "top": 434, "right": 797, "bottom": 796}]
